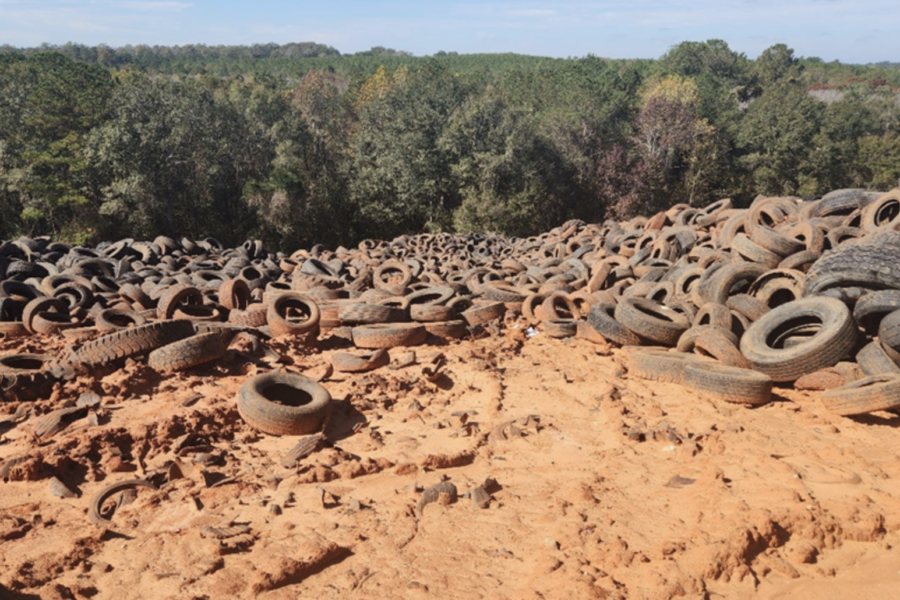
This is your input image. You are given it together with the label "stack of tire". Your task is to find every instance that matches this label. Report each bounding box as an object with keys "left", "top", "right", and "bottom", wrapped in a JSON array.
[{"left": 3, "top": 188, "right": 900, "bottom": 418}]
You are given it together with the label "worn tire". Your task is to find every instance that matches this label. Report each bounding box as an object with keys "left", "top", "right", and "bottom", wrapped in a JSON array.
[
  {"left": 0, "top": 353, "right": 53, "bottom": 374},
  {"left": 856, "top": 340, "right": 900, "bottom": 377},
  {"left": 854, "top": 290, "right": 900, "bottom": 335},
  {"left": 543, "top": 319, "right": 577, "bottom": 339},
  {"left": 820, "top": 374, "right": 900, "bottom": 416},
  {"left": 218, "top": 279, "right": 250, "bottom": 310},
  {"left": 740, "top": 297, "right": 858, "bottom": 382},
  {"left": 156, "top": 283, "right": 203, "bottom": 320},
  {"left": 682, "top": 361, "right": 773, "bottom": 405},
  {"left": 625, "top": 347, "right": 707, "bottom": 384},
  {"left": 424, "top": 320, "right": 467, "bottom": 340},
  {"left": 586, "top": 303, "right": 641, "bottom": 346},
  {"left": 332, "top": 349, "right": 390, "bottom": 373},
  {"left": 461, "top": 302, "right": 506, "bottom": 327},
  {"left": 74, "top": 320, "right": 195, "bottom": 367},
  {"left": 266, "top": 293, "right": 320, "bottom": 337},
  {"left": 147, "top": 332, "right": 228, "bottom": 372},
  {"left": 229, "top": 305, "right": 269, "bottom": 327},
  {"left": 877, "top": 309, "right": 900, "bottom": 352},
  {"left": 96, "top": 308, "right": 147, "bottom": 332},
  {"left": 352, "top": 323, "right": 427, "bottom": 349},
  {"left": 805, "top": 231, "right": 900, "bottom": 296},
  {"left": 614, "top": 297, "right": 690, "bottom": 346},
  {"left": 237, "top": 372, "right": 331, "bottom": 436}
]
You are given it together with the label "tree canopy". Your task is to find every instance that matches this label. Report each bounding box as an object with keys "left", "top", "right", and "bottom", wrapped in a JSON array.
[{"left": 1, "top": 40, "right": 899, "bottom": 248}]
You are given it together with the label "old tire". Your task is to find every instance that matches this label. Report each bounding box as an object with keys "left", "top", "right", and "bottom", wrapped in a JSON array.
[
  {"left": 74, "top": 320, "right": 195, "bottom": 367},
  {"left": 237, "top": 372, "right": 331, "bottom": 436},
  {"left": 614, "top": 297, "right": 690, "bottom": 346},
  {"left": 586, "top": 303, "right": 641, "bottom": 346},
  {"left": 352, "top": 323, "right": 427, "bottom": 349},
  {"left": 625, "top": 347, "right": 707, "bottom": 384},
  {"left": 682, "top": 361, "right": 772, "bottom": 405},
  {"left": 739, "top": 297, "right": 857, "bottom": 382},
  {"left": 820, "top": 374, "right": 900, "bottom": 416},
  {"left": 147, "top": 332, "right": 228, "bottom": 372}
]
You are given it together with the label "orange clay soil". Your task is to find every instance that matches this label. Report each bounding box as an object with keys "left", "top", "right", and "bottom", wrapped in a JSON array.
[{"left": 1, "top": 325, "right": 899, "bottom": 600}]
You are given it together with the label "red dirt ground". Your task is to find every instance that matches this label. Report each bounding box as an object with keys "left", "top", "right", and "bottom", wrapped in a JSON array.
[{"left": 2, "top": 323, "right": 899, "bottom": 599}]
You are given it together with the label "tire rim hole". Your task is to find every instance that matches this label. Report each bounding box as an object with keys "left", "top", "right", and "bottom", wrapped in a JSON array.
[
  {"left": 1, "top": 357, "right": 44, "bottom": 370},
  {"left": 263, "top": 383, "right": 314, "bottom": 407},
  {"left": 767, "top": 316, "right": 822, "bottom": 349},
  {"left": 876, "top": 200, "right": 900, "bottom": 225}
]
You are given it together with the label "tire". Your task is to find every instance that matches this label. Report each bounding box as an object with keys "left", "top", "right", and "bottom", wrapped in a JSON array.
[
  {"left": 625, "top": 347, "right": 707, "bottom": 384},
  {"left": 237, "top": 372, "right": 331, "bottom": 436},
  {"left": 676, "top": 324, "right": 739, "bottom": 352},
  {"left": 692, "top": 302, "right": 732, "bottom": 329},
  {"left": 805, "top": 231, "right": 900, "bottom": 296},
  {"left": 682, "top": 361, "right": 773, "bottom": 405},
  {"left": 749, "top": 225, "right": 805, "bottom": 257},
  {"left": 730, "top": 233, "right": 781, "bottom": 268},
  {"left": 543, "top": 319, "right": 577, "bottom": 338},
  {"left": 0, "top": 353, "right": 52, "bottom": 374},
  {"left": 693, "top": 328, "right": 751, "bottom": 369},
  {"left": 218, "top": 279, "right": 250, "bottom": 310},
  {"left": 410, "top": 303, "right": 457, "bottom": 323},
  {"left": 96, "top": 308, "right": 147, "bottom": 332},
  {"left": 406, "top": 286, "right": 456, "bottom": 306},
  {"left": 614, "top": 297, "right": 689, "bottom": 346},
  {"left": 228, "top": 306, "right": 268, "bottom": 327},
  {"left": 739, "top": 297, "right": 857, "bottom": 382},
  {"left": 778, "top": 250, "right": 821, "bottom": 273},
  {"left": 586, "top": 303, "right": 641, "bottom": 346},
  {"left": 267, "top": 293, "right": 320, "bottom": 337},
  {"left": 878, "top": 309, "right": 900, "bottom": 352},
  {"left": 352, "top": 323, "right": 427, "bottom": 349},
  {"left": 820, "top": 374, "right": 900, "bottom": 416},
  {"left": 424, "top": 320, "right": 467, "bottom": 339},
  {"left": 120, "top": 283, "right": 153, "bottom": 310},
  {"left": 374, "top": 260, "right": 412, "bottom": 290},
  {"left": 541, "top": 292, "right": 579, "bottom": 320},
  {"left": 696, "top": 262, "right": 768, "bottom": 306},
  {"left": 336, "top": 302, "right": 392, "bottom": 325},
  {"left": 726, "top": 293, "right": 770, "bottom": 322},
  {"left": 482, "top": 282, "right": 526, "bottom": 303},
  {"left": 22, "top": 297, "right": 67, "bottom": 334},
  {"left": 461, "top": 302, "right": 506, "bottom": 326},
  {"left": 31, "top": 311, "right": 77, "bottom": 335},
  {"left": 74, "top": 320, "right": 195, "bottom": 367},
  {"left": 856, "top": 340, "right": 900, "bottom": 377},
  {"left": 156, "top": 283, "right": 203, "bottom": 320},
  {"left": 332, "top": 349, "right": 390, "bottom": 373},
  {"left": 854, "top": 290, "right": 900, "bottom": 335},
  {"left": 147, "top": 332, "right": 228, "bottom": 372}
]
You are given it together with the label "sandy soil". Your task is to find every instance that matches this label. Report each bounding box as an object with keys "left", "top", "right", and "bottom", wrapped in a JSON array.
[{"left": 2, "top": 323, "right": 899, "bottom": 600}]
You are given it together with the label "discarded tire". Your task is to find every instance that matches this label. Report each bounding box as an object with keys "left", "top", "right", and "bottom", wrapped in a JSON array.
[
  {"left": 739, "top": 297, "right": 857, "bottom": 382},
  {"left": 237, "top": 372, "right": 331, "bottom": 436}
]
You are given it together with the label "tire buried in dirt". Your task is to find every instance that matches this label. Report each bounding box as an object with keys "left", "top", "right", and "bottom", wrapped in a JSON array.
[
  {"left": 820, "top": 374, "right": 900, "bottom": 416},
  {"left": 148, "top": 332, "right": 228, "bottom": 372},
  {"left": 237, "top": 372, "right": 331, "bottom": 436},
  {"left": 682, "top": 361, "right": 773, "bottom": 405}
]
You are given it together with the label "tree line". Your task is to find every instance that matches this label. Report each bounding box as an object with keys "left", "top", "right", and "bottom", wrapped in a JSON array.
[{"left": 1, "top": 40, "right": 899, "bottom": 250}]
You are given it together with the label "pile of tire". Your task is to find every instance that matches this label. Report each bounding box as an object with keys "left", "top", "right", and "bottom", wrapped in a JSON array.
[{"left": 3, "top": 188, "right": 900, "bottom": 417}]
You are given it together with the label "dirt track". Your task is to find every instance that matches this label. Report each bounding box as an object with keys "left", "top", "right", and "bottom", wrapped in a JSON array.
[{"left": 2, "top": 322, "right": 899, "bottom": 600}]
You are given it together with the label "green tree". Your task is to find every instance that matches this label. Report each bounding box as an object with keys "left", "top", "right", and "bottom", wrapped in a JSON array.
[
  {"left": 0, "top": 53, "right": 113, "bottom": 241},
  {"left": 346, "top": 60, "right": 468, "bottom": 238},
  {"left": 736, "top": 83, "right": 823, "bottom": 196}
]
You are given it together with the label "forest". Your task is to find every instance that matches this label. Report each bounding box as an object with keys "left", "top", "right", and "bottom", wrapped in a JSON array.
[{"left": 1, "top": 40, "right": 899, "bottom": 250}]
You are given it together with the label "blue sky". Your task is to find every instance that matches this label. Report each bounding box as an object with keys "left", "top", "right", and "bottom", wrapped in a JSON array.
[{"left": 0, "top": 1, "right": 897, "bottom": 63}]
